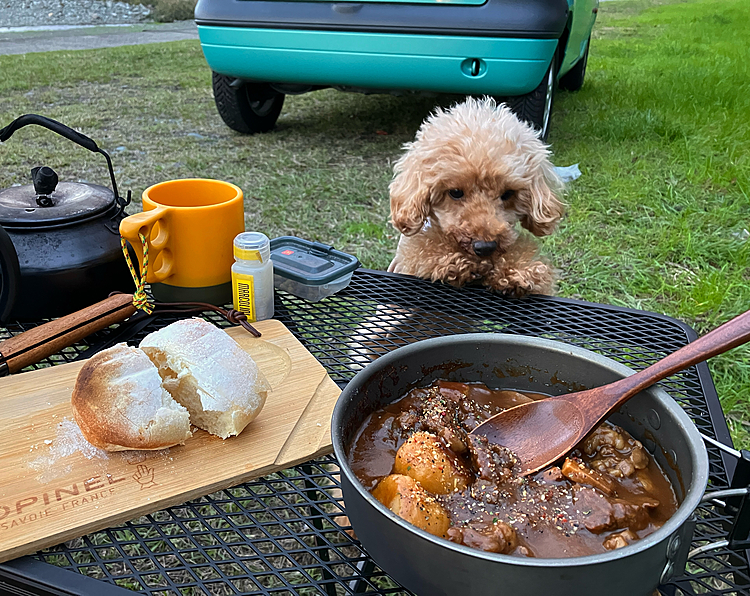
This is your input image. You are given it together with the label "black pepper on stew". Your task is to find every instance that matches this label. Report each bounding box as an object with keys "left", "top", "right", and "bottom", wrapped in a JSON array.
[{"left": 349, "top": 380, "right": 678, "bottom": 559}]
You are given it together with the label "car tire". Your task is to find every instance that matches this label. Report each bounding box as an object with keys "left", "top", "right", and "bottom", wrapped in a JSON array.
[
  {"left": 504, "top": 53, "right": 557, "bottom": 142},
  {"left": 559, "top": 37, "right": 590, "bottom": 92},
  {"left": 212, "top": 73, "right": 285, "bottom": 134}
]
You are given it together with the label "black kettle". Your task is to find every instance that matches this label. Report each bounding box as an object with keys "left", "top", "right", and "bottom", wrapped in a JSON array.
[{"left": 0, "top": 115, "right": 135, "bottom": 323}]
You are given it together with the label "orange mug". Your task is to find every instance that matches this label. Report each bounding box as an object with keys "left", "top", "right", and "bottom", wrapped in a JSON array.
[{"left": 119, "top": 179, "right": 245, "bottom": 305}]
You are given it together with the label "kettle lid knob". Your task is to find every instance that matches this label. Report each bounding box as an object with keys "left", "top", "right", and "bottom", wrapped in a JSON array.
[{"left": 31, "top": 166, "right": 58, "bottom": 206}]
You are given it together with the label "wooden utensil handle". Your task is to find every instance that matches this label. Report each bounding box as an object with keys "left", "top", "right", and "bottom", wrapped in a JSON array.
[
  {"left": 598, "top": 308, "right": 750, "bottom": 410},
  {"left": 0, "top": 294, "right": 136, "bottom": 375}
]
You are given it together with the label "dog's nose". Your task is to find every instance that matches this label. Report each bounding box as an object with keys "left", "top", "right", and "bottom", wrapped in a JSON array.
[{"left": 472, "top": 240, "right": 497, "bottom": 257}]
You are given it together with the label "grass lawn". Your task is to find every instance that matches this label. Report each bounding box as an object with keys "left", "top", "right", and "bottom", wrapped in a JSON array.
[{"left": 0, "top": 0, "right": 748, "bottom": 445}]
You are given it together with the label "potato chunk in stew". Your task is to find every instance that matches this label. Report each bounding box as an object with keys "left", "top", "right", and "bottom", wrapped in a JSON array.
[
  {"left": 394, "top": 431, "right": 471, "bottom": 494},
  {"left": 372, "top": 474, "right": 451, "bottom": 538}
]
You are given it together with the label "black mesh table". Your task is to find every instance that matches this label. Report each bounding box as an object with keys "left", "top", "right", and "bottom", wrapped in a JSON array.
[{"left": 1, "top": 269, "right": 748, "bottom": 596}]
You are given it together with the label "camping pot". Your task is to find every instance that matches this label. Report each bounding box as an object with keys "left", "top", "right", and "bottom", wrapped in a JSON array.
[
  {"left": 0, "top": 114, "right": 133, "bottom": 322},
  {"left": 332, "top": 334, "right": 718, "bottom": 596}
]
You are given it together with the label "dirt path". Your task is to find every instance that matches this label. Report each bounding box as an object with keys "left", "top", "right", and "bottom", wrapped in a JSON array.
[{"left": 0, "top": 20, "right": 197, "bottom": 56}]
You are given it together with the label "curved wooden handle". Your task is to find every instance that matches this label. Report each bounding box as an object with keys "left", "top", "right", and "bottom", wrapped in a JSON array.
[
  {"left": 0, "top": 294, "right": 136, "bottom": 375},
  {"left": 592, "top": 308, "right": 750, "bottom": 413}
]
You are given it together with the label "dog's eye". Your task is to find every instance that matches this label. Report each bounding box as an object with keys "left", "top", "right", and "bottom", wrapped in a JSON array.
[
  {"left": 448, "top": 189, "right": 464, "bottom": 200},
  {"left": 500, "top": 190, "right": 515, "bottom": 201}
]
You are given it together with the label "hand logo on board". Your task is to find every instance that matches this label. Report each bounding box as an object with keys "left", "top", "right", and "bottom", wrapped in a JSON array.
[{"left": 133, "top": 465, "right": 157, "bottom": 489}]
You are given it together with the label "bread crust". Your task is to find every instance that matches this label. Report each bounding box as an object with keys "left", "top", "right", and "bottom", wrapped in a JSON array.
[{"left": 72, "top": 344, "right": 192, "bottom": 451}]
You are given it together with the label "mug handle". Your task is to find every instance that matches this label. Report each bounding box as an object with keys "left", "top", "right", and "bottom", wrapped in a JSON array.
[{"left": 119, "top": 206, "right": 174, "bottom": 283}]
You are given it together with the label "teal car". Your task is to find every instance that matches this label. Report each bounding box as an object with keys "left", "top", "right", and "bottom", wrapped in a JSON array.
[{"left": 195, "top": 0, "right": 597, "bottom": 140}]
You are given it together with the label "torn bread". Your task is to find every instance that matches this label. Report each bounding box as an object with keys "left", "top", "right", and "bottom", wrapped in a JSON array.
[
  {"left": 139, "top": 318, "right": 270, "bottom": 439},
  {"left": 72, "top": 343, "right": 192, "bottom": 451}
]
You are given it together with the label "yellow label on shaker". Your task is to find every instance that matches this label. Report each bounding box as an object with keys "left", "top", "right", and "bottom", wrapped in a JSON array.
[
  {"left": 232, "top": 271, "right": 256, "bottom": 321},
  {"left": 234, "top": 247, "right": 263, "bottom": 262}
]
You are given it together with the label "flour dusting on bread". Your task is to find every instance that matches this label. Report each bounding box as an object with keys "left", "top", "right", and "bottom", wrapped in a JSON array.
[{"left": 139, "top": 318, "right": 269, "bottom": 439}]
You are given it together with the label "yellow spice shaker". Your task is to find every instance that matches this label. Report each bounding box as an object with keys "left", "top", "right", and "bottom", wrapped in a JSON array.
[{"left": 231, "top": 232, "right": 274, "bottom": 322}]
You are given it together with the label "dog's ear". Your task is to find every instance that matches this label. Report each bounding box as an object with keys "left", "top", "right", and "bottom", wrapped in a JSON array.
[
  {"left": 519, "top": 163, "right": 565, "bottom": 237},
  {"left": 389, "top": 151, "right": 431, "bottom": 236}
]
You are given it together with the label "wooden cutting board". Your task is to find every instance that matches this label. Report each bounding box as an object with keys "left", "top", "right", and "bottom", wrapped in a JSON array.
[{"left": 0, "top": 319, "right": 341, "bottom": 564}]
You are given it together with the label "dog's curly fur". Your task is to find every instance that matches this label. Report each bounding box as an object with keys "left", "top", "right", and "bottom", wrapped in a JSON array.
[{"left": 388, "top": 97, "right": 565, "bottom": 296}]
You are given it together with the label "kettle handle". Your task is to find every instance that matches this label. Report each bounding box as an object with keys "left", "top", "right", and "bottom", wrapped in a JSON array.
[
  {"left": 0, "top": 114, "right": 130, "bottom": 214},
  {"left": 0, "top": 114, "right": 99, "bottom": 153},
  {"left": 0, "top": 224, "right": 20, "bottom": 324}
]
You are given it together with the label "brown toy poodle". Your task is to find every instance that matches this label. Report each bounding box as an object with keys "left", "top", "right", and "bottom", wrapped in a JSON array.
[{"left": 388, "top": 97, "right": 565, "bottom": 296}]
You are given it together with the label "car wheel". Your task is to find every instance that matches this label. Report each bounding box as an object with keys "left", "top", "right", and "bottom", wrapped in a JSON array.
[
  {"left": 212, "top": 73, "right": 285, "bottom": 134},
  {"left": 504, "top": 53, "right": 557, "bottom": 142},
  {"left": 559, "top": 37, "right": 590, "bottom": 92}
]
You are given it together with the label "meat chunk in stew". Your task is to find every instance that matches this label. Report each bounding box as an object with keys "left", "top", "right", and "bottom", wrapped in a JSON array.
[
  {"left": 573, "top": 486, "right": 656, "bottom": 534},
  {"left": 583, "top": 424, "right": 650, "bottom": 479},
  {"left": 467, "top": 433, "right": 517, "bottom": 484},
  {"left": 446, "top": 522, "right": 518, "bottom": 554},
  {"left": 602, "top": 529, "right": 639, "bottom": 550},
  {"left": 394, "top": 387, "right": 468, "bottom": 454},
  {"left": 561, "top": 458, "right": 617, "bottom": 495}
]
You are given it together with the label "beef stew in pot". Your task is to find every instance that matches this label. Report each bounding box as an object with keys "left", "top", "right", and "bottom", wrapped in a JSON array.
[{"left": 349, "top": 380, "right": 678, "bottom": 559}]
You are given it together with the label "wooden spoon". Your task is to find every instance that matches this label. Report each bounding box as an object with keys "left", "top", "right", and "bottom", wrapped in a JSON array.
[{"left": 470, "top": 309, "right": 750, "bottom": 475}]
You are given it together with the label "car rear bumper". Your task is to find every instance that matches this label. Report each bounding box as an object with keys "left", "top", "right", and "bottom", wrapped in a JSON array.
[
  {"left": 195, "top": 0, "right": 569, "bottom": 39},
  {"left": 199, "top": 26, "right": 558, "bottom": 95}
]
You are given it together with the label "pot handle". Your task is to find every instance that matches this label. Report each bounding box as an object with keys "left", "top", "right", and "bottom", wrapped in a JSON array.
[
  {"left": 684, "top": 434, "right": 750, "bottom": 559},
  {"left": 0, "top": 224, "right": 20, "bottom": 327},
  {"left": 0, "top": 114, "right": 99, "bottom": 152},
  {"left": 684, "top": 487, "right": 750, "bottom": 561}
]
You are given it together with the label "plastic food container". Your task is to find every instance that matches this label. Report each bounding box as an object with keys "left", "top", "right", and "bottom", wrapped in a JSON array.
[{"left": 269, "top": 236, "right": 359, "bottom": 302}]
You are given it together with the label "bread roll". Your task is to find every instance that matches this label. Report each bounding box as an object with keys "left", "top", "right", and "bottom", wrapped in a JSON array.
[
  {"left": 72, "top": 343, "right": 192, "bottom": 451},
  {"left": 139, "top": 318, "right": 270, "bottom": 439}
]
